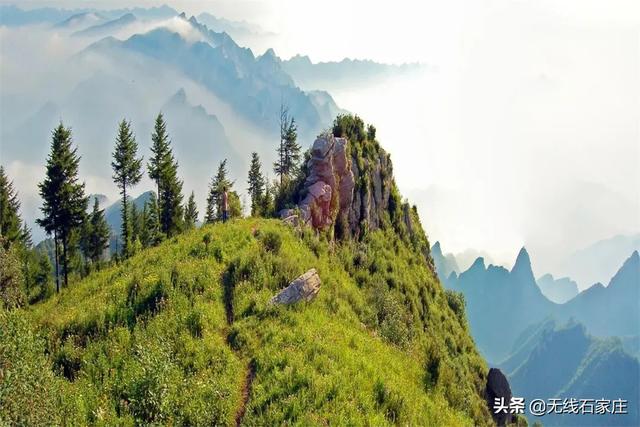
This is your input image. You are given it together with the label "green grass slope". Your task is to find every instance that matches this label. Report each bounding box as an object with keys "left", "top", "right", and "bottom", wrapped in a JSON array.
[{"left": 2, "top": 219, "right": 492, "bottom": 426}]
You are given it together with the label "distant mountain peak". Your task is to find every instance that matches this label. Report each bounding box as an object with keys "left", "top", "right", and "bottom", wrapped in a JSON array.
[
  {"left": 178, "top": 12, "right": 187, "bottom": 19},
  {"left": 260, "top": 48, "right": 278, "bottom": 61},
  {"left": 511, "top": 247, "right": 533, "bottom": 278},
  {"left": 167, "top": 88, "right": 187, "bottom": 105},
  {"left": 607, "top": 250, "right": 640, "bottom": 292},
  {"left": 432, "top": 241, "right": 442, "bottom": 256},
  {"left": 470, "top": 257, "right": 486, "bottom": 271}
]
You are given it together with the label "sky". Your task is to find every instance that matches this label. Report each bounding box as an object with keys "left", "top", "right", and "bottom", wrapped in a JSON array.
[{"left": 2, "top": 0, "right": 639, "bottom": 286}]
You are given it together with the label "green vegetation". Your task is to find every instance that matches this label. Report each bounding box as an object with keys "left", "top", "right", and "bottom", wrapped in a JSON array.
[
  {"left": 184, "top": 191, "right": 199, "bottom": 229},
  {"left": 148, "top": 112, "right": 184, "bottom": 237},
  {"left": 247, "top": 152, "right": 266, "bottom": 216},
  {"left": 2, "top": 219, "right": 492, "bottom": 425},
  {"left": 79, "top": 198, "right": 110, "bottom": 268},
  {"left": 0, "top": 109, "right": 499, "bottom": 425},
  {"left": 0, "top": 165, "right": 25, "bottom": 247},
  {"left": 205, "top": 159, "right": 241, "bottom": 223},
  {"left": 274, "top": 103, "right": 301, "bottom": 186},
  {"left": 37, "top": 122, "right": 88, "bottom": 291},
  {"left": 111, "top": 119, "right": 144, "bottom": 258}
]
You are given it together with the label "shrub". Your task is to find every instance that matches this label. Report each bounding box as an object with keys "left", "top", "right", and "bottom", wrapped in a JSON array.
[
  {"left": 261, "top": 230, "right": 282, "bottom": 253},
  {"left": 186, "top": 309, "right": 204, "bottom": 338},
  {"left": 0, "top": 311, "right": 77, "bottom": 424},
  {"left": 373, "top": 379, "right": 405, "bottom": 423},
  {"left": 445, "top": 289, "right": 466, "bottom": 325},
  {"left": 0, "top": 242, "right": 25, "bottom": 310},
  {"left": 202, "top": 232, "right": 212, "bottom": 250}
]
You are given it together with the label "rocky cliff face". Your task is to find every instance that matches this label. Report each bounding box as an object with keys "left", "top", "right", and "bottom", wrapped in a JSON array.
[
  {"left": 282, "top": 127, "right": 434, "bottom": 269},
  {"left": 292, "top": 133, "right": 395, "bottom": 237}
]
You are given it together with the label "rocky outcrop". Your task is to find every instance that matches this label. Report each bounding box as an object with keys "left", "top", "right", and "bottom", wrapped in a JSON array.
[
  {"left": 485, "top": 368, "right": 514, "bottom": 426},
  {"left": 269, "top": 269, "right": 321, "bottom": 305},
  {"left": 295, "top": 135, "right": 355, "bottom": 231},
  {"left": 278, "top": 123, "right": 435, "bottom": 271},
  {"left": 283, "top": 133, "right": 394, "bottom": 239}
]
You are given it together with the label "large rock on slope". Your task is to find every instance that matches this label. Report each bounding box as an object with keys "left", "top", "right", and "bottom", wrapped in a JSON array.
[
  {"left": 485, "top": 368, "right": 515, "bottom": 426},
  {"left": 297, "top": 136, "right": 355, "bottom": 231},
  {"left": 269, "top": 269, "right": 321, "bottom": 305},
  {"left": 290, "top": 133, "right": 395, "bottom": 239},
  {"left": 280, "top": 128, "right": 435, "bottom": 272}
]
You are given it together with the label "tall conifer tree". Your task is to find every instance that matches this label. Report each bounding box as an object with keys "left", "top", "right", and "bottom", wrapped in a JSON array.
[
  {"left": 142, "top": 193, "right": 161, "bottom": 247},
  {"left": 37, "top": 123, "right": 87, "bottom": 291},
  {"left": 247, "top": 152, "right": 265, "bottom": 216},
  {"left": 80, "top": 198, "right": 110, "bottom": 267},
  {"left": 147, "top": 113, "right": 183, "bottom": 236},
  {"left": 148, "top": 113, "right": 171, "bottom": 198},
  {"left": 111, "top": 119, "right": 143, "bottom": 258},
  {"left": 274, "top": 104, "right": 301, "bottom": 184},
  {"left": 205, "top": 159, "right": 232, "bottom": 223},
  {"left": 0, "top": 166, "right": 23, "bottom": 248},
  {"left": 184, "top": 191, "right": 198, "bottom": 229}
]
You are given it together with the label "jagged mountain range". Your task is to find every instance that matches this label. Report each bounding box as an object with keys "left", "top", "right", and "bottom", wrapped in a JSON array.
[
  {"left": 434, "top": 243, "right": 639, "bottom": 426},
  {"left": 1, "top": 7, "right": 345, "bottom": 242},
  {"left": 502, "top": 320, "right": 639, "bottom": 426},
  {"left": 437, "top": 244, "right": 639, "bottom": 364},
  {"left": 71, "top": 13, "right": 137, "bottom": 38},
  {"left": 80, "top": 15, "right": 338, "bottom": 135},
  {"left": 280, "top": 54, "right": 426, "bottom": 90},
  {"left": 0, "top": 4, "right": 177, "bottom": 27}
]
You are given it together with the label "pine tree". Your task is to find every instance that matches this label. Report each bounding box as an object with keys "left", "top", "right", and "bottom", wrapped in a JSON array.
[
  {"left": 158, "top": 152, "right": 184, "bottom": 237},
  {"left": 274, "top": 104, "right": 301, "bottom": 184},
  {"left": 148, "top": 112, "right": 171, "bottom": 198},
  {"left": 184, "top": 191, "right": 198, "bottom": 229},
  {"left": 0, "top": 166, "right": 23, "bottom": 247},
  {"left": 247, "top": 152, "right": 265, "bottom": 216},
  {"left": 283, "top": 118, "right": 301, "bottom": 177},
  {"left": 130, "top": 201, "right": 141, "bottom": 243},
  {"left": 37, "top": 123, "right": 88, "bottom": 291},
  {"left": 142, "top": 192, "right": 162, "bottom": 247},
  {"left": 261, "top": 178, "right": 274, "bottom": 217},
  {"left": 21, "top": 223, "right": 32, "bottom": 248},
  {"left": 111, "top": 119, "right": 143, "bottom": 258},
  {"left": 80, "top": 198, "right": 110, "bottom": 267},
  {"left": 205, "top": 159, "right": 232, "bottom": 223},
  {"left": 147, "top": 113, "right": 183, "bottom": 237}
]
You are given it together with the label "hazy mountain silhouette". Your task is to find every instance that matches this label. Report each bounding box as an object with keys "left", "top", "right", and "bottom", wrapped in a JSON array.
[
  {"left": 281, "top": 54, "right": 425, "bottom": 90},
  {"left": 444, "top": 247, "right": 555, "bottom": 362},
  {"left": 431, "top": 241, "right": 460, "bottom": 280},
  {"left": 104, "top": 191, "right": 153, "bottom": 233},
  {"left": 556, "top": 251, "right": 639, "bottom": 338},
  {"left": 443, "top": 245, "right": 639, "bottom": 363},
  {"left": 536, "top": 273, "right": 579, "bottom": 303},
  {"left": 560, "top": 234, "right": 640, "bottom": 290},
  {"left": 53, "top": 12, "right": 107, "bottom": 31},
  {"left": 0, "top": 4, "right": 176, "bottom": 26},
  {"left": 504, "top": 320, "right": 639, "bottom": 426},
  {"left": 72, "top": 13, "right": 137, "bottom": 38},
  {"left": 82, "top": 15, "right": 340, "bottom": 139}
]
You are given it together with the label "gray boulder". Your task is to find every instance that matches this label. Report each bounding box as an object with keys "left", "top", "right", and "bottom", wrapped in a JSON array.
[{"left": 270, "top": 269, "right": 321, "bottom": 305}]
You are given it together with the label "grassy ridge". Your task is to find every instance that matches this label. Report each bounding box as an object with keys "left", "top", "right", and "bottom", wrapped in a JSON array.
[{"left": 3, "top": 219, "right": 492, "bottom": 425}]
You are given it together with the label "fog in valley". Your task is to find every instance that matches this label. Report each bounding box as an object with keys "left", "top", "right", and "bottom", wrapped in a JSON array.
[{"left": 2, "top": 0, "right": 638, "bottom": 288}]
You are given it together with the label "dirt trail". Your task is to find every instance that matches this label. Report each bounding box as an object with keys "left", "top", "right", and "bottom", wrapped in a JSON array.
[
  {"left": 235, "top": 359, "right": 257, "bottom": 426},
  {"left": 223, "top": 275, "right": 255, "bottom": 426}
]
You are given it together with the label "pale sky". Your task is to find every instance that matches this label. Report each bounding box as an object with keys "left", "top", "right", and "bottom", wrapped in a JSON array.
[{"left": 3, "top": 0, "right": 640, "bottom": 283}]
